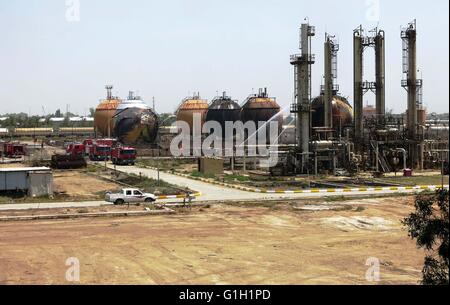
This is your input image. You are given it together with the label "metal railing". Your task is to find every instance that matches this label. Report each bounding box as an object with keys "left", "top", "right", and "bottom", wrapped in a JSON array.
[{"left": 290, "top": 54, "right": 315, "bottom": 64}]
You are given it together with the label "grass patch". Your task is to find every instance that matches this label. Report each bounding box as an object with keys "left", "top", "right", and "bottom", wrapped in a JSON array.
[
  {"left": 0, "top": 193, "right": 86, "bottom": 205},
  {"left": 0, "top": 196, "right": 12, "bottom": 204},
  {"left": 374, "top": 175, "right": 448, "bottom": 186},
  {"left": 223, "top": 174, "right": 250, "bottom": 183},
  {"left": 117, "top": 173, "right": 187, "bottom": 195},
  {"left": 137, "top": 159, "right": 194, "bottom": 171},
  {"left": 190, "top": 170, "right": 216, "bottom": 180},
  {"left": 86, "top": 164, "right": 101, "bottom": 173}
]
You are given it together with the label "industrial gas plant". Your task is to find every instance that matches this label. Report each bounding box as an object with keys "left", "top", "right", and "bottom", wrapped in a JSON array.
[
  {"left": 282, "top": 20, "right": 448, "bottom": 176},
  {"left": 91, "top": 20, "right": 448, "bottom": 177},
  {"left": 1, "top": 8, "right": 449, "bottom": 286}
]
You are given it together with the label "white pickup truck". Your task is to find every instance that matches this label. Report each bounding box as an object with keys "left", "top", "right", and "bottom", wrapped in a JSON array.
[{"left": 105, "top": 188, "right": 157, "bottom": 205}]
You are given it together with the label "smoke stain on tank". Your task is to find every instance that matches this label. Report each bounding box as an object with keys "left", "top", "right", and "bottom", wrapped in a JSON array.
[
  {"left": 205, "top": 92, "right": 241, "bottom": 139},
  {"left": 311, "top": 95, "right": 354, "bottom": 128},
  {"left": 114, "top": 92, "right": 159, "bottom": 145}
]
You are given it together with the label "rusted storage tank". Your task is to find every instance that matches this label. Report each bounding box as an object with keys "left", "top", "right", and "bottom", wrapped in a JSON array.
[
  {"left": 94, "top": 85, "right": 121, "bottom": 137},
  {"left": 114, "top": 92, "right": 159, "bottom": 145},
  {"left": 205, "top": 92, "right": 241, "bottom": 139},
  {"left": 240, "top": 88, "right": 283, "bottom": 142},
  {"left": 176, "top": 93, "right": 209, "bottom": 134},
  {"left": 311, "top": 95, "right": 354, "bottom": 128}
]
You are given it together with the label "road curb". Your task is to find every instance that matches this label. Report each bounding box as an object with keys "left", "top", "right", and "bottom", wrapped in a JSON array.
[{"left": 129, "top": 165, "right": 449, "bottom": 195}]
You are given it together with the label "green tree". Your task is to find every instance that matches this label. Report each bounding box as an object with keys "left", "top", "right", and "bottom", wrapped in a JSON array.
[{"left": 403, "top": 189, "right": 449, "bottom": 285}]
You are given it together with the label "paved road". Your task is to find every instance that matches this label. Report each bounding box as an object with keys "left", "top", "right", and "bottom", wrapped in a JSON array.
[
  {"left": 1, "top": 163, "right": 444, "bottom": 212},
  {"left": 108, "top": 164, "right": 440, "bottom": 201}
]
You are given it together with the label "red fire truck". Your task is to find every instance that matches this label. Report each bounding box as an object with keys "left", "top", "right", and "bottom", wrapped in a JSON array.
[
  {"left": 96, "top": 138, "right": 117, "bottom": 147},
  {"left": 111, "top": 146, "right": 137, "bottom": 165},
  {"left": 66, "top": 143, "right": 85, "bottom": 156},
  {"left": 83, "top": 138, "right": 117, "bottom": 156},
  {"left": 2, "top": 142, "right": 26, "bottom": 158},
  {"left": 89, "top": 144, "right": 112, "bottom": 161}
]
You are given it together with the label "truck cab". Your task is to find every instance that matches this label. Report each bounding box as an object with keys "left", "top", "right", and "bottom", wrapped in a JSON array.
[
  {"left": 111, "top": 147, "right": 136, "bottom": 165},
  {"left": 66, "top": 143, "right": 85, "bottom": 156},
  {"left": 89, "top": 144, "right": 111, "bottom": 161}
]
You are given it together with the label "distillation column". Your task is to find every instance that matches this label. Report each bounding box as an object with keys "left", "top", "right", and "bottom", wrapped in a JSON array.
[
  {"left": 353, "top": 27, "right": 364, "bottom": 142},
  {"left": 323, "top": 34, "right": 339, "bottom": 129},
  {"left": 375, "top": 30, "right": 386, "bottom": 119},
  {"left": 402, "top": 20, "right": 423, "bottom": 169},
  {"left": 290, "top": 23, "right": 315, "bottom": 172}
]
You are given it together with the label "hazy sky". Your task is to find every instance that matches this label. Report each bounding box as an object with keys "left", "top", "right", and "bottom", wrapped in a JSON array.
[{"left": 0, "top": 0, "right": 448, "bottom": 116}]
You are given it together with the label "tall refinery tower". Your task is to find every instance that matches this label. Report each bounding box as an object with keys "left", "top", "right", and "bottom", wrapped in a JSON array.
[{"left": 290, "top": 22, "right": 316, "bottom": 173}]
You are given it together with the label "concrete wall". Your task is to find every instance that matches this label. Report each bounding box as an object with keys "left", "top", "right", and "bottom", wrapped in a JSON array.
[
  {"left": 28, "top": 172, "right": 53, "bottom": 197},
  {"left": 198, "top": 158, "right": 224, "bottom": 176}
]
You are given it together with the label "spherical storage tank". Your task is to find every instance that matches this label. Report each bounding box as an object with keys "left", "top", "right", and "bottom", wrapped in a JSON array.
[
  {"left": 240, "top": 88, "right": 283, "bottom": 142},
  {"left": 205, "top": 92, "right": 241, "bottom": 139},
  {"left": 311, "top": 95, "right": 354, "bottom": 128},
  {"left": 176, "top": 93, "right": 209, "bottom": 134},
  {"left": 113, "top": 92, "right": 159, "bottom": 145},
  {"left": 94, "top": 86, "right": 121, "bottom": 137}
]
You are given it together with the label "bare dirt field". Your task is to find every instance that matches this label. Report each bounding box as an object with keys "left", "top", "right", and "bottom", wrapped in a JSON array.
[
  {"left": 53, "top": 170, "right": 120, "bottom": 200},
  {"left": 0, "top": 196, "right": 425, "bottom": 284}
]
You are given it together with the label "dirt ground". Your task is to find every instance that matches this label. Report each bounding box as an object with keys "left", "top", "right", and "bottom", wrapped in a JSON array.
[
  {"left": 0, "top": 163, "right": 26, "bottom": 168},
  {"left": 0, "top": 196, "right": 425, "bottom": 285},
  {"left": 53, "top": 171, "right": 120, "bottom": 200}
]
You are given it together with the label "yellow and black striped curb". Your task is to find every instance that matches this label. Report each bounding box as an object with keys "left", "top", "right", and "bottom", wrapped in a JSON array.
[
  {"left": 139, "top": 165, "right": 449, "bottom": 195},
  {"left": 156, "top": 192, "right": 202, "bottom": 200},
  {"left": 250, "top": 185, "right": 449, "bottom": 194}
]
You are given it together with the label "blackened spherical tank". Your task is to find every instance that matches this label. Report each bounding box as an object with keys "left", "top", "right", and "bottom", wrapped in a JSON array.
[
  {"left": 311, "top": 95, "right": 354, "bottom": 129},
  {"left": 176, "top": 94, "right": 209, "bottom": 134},
  {"left": 205, "top": 92, "right": 241, "bottom": 139},
  {"left": 240, "top": 88, "right": 283, "bottom": 144},
  {"left": 113, "top": 92, "right": 159, "bottom": 145}
]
